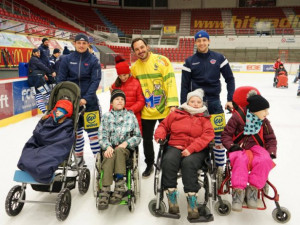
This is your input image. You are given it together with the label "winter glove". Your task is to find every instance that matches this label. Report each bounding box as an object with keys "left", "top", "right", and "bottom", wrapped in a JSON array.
[
  {"left": 228, "top": 144, "right": 243, "bottom": 153},
  {"left": 270, "top": 154, "right": 276, "bottom": 159}
]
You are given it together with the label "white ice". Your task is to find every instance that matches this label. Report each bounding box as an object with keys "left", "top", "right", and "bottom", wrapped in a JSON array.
[{"left": 1, "top": 72, "right": 299, "bottom": 225}]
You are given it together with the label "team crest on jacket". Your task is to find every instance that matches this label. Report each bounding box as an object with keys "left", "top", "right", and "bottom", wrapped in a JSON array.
[{"left": 210, "top": 59, "right": 216, "bottom": 64}]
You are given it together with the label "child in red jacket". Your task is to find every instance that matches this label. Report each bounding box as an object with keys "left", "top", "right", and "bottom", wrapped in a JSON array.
[
  {"left": 111, "top": 56, "right": 145, "bottom": 134},
  {"left": 154, "top": 88, "right": 215, "bottom": 220}
]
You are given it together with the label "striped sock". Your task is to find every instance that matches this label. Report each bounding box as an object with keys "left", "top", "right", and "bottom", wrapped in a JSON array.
[
  {"left": 88, "top": 130, "right": 100, "bottom": 155},
  {"left": 75, "top": 127, "right": 84, "bottom": 157},
  {"left": 213, "top": 135, "right": 226, "bottom": 167},
  {"left": 35, "top": 93, "right": 47, "bottom": 113}
]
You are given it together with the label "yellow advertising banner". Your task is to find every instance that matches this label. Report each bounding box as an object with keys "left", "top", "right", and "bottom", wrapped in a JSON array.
[{"left": 163, "top": 26, "right": 176, "bottom": 34}]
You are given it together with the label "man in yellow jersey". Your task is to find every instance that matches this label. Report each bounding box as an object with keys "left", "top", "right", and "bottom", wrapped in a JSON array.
[{"left": 131, "top": 38, "right": 179, "bottom": 177}]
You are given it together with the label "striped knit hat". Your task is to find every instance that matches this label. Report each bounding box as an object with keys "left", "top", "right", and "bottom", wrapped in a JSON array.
[{"left": 110, "top": 89, "right": 126, "bottom": 103}]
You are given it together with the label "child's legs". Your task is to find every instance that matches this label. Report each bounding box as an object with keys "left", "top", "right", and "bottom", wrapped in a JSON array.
[
  {"left": 101, "top": 153, "right": 116, "bottom": 186},
  {"left": 229, "top": 151, "right": 249, "bottom": 189},
  {"left": 114, "top": 147, "right": 130, "bottom": 176},
  {"left": 248, "top": 145, "right": 274, "bottom": 189},
  {"left": 181, "top": 149, "right": 208, "bottom": 193},
  {"left": 162, "top": 146, "right": 182, "bottom": 189},
  {"left": 75, "top": 127, "right": 84, "bottom": 157}
]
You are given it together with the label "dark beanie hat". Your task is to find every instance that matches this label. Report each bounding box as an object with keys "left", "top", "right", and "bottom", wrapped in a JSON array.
[
  {"left": 247, "top": 93, "right": 270, "bottom": 112},
  {"left": 75, "top": 33, "right": 89, "bottom": 42},
  {"left": 53, "top": 48, "right": 61, "bottom": 54},
  {"left": 32, "top": 48, "right": 39, "bottom": 54},
  {"left": 110, "top": 89, "right": 126, "bottom": 103},
  {"left": 42, "top": 38, "right": 48, "bottom": 43}
]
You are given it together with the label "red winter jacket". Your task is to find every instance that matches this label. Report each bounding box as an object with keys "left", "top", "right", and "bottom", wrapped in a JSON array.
[
  {"left": 221, "top": 108, "right": 277, "bottom": 157},
  {"left": 273, "top": 61, "right": 281, "bottom": 70},
  {"left": 111, "top": 76, "right": 145, "bottom": 134},
  {"left": 154, "top": 109, "right": 215, "bottom": 154}
]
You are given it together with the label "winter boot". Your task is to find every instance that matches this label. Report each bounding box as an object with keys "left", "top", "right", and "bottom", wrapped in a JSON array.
[
  {"left": 186, "top": 192, "right": 199, "bottom": 219},
  {"left": 72, "top": 155, "right": 85, "bottom": 168},
  {"left": 246, "top": 185, "right": 258, "bottom": 209},
  {"left": 97, "top": 186, "right": 110, "bottom": 210},
  {"left": 166, "top": 188, "right": 179, "bottom": 214},
  {"left": 142, "top": 164, "right": 153, "bottom": 177},
  {"left": 110, "top": 179, "right": 126, "bottom": 204},
  {"left": 232, "top": 188, "right": 245, "bottom": 212}
]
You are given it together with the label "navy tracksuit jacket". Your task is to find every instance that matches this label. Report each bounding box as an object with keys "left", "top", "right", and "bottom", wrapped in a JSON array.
[{"left": 181, "top": 50, "right": 235, "bottom": 104}]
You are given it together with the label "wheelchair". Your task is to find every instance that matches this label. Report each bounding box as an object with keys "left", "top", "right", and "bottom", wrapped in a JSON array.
[
  {"left": 214, "top": 158, "right": 291, "bottom": 223},
  {"left": 5, "top": 82, "right": 91, "bottom": 221},
  {"left": 93, "top": 147, "right": 140, "bottom": 212},
  {"left": 148, "top": 140, "right": 217, "bottom": 223}
]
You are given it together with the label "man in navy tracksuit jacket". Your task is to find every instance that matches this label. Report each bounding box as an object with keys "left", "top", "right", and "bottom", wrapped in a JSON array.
[
  {"left": 181, "top": 30, "right": 235, "bottom": 171},
  {"left": 57, "top": 33, "right": 101, "bottom": 166},
  {"left": 38, "top": 38, "right": 51, "bottom": 69}
]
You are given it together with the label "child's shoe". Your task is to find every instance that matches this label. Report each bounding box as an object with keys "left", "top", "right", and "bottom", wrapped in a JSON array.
[
  {"left": 232, "top": 188, "right": 245, "bottom": 212},
  {"left": 186, "top": 192, "right": 199, "bottom": 219},
  {"left": 97, "top": 186, "right": 110, "bottom": 210},
  {"left": 166, "top": 188, "right": 179, "bottom": 214},
  {"left": 110, "top": 179, "right": 126, "bottom": 204},
  {"left": 71, "top": 155, "right": 85, "bottom": 168},
  {"left": 246, "top": 185, "right": 258, "bottom": 209}
]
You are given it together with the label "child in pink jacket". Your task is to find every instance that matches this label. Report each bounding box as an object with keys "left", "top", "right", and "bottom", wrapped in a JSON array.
[{"left": 221, "top": 88, "right": 277, "bottom": 212}]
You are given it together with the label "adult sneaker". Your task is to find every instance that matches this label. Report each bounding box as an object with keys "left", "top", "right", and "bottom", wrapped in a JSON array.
[{"left": 142, "top": 164, "right": 153, "bottom": 177}]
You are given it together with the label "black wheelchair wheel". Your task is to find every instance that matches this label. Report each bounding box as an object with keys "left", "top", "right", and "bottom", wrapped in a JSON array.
[
  {"left": 55, "top": 188, "right": 71, "bottom": 221},
  {"left": 272, "top": 207, "right": 291, "bottom": 223},
  {"left": 148, "top": 198, "right": 166, "bottom": 217},
  {"left": 214, "top": 200, "right": 231, "bottom": 216},
  {"left": 78, "top": 168, "right": 90, "bottom": 194},
  {"left": 5, "top": 185, "right": 25, "bottom": 216}
]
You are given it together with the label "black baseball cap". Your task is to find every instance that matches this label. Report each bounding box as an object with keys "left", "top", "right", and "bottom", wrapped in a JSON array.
[{"left": 74, "top": 33, "right": 89, "bottom": 42}]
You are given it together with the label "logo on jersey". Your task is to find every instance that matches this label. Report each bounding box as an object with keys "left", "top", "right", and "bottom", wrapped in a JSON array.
[{"left": 210, "top": 59, "right": 216, "bottom": 64}]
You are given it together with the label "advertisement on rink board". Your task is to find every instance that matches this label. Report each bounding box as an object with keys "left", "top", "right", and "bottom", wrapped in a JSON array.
[
  {"left": 13, "top": 81, "right": 36, "bottom": 115},
  {"left": 0, "top": 83, "right": 14, "bottom": 120}
]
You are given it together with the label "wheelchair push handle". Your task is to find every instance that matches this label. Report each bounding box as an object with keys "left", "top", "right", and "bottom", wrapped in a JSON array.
[{"left": 158, "top": 139, "right": 168, "bottom": 146}]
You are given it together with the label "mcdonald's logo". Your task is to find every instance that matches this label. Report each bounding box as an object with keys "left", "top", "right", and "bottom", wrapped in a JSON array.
[
  {"left": 14, "top": 49, "right": 24, "bottom": 63},
  {"left": 27, "top": 49, "right": 32, "bottom": 62}
]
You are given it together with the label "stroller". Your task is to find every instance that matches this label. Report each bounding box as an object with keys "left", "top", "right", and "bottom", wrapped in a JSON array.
[
  {"left": 214, "top": 86, "right": 291, "bottom": 223},
  {"left": 5, "top": 81, "right": 91, "bottom": 221},
  {"left": 274, "top": 69, "right": 288, "bottom": 88}
]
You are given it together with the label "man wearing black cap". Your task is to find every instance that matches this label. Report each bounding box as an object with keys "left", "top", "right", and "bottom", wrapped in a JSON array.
[
  {"left": 38, "top": 38, "right": 51, "bottom": 69},
  {"left": 181, "top": 30, "right": 235, "bottom": 178},
  {"left": 57, "top": 33, "right": 101, "bottom": 167},
  {"left": 50, "top": 48, "right": 61, "bottom": 74},
  {"left": 28, "top": 48, "right": 52, "bottom": 114}
]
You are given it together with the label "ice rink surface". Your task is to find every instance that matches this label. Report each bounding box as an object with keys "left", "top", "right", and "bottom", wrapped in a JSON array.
[{"left": 1, "top": 72, "right": 299, "bottom": 225}]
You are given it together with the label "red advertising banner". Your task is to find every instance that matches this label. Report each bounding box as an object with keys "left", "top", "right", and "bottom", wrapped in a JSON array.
[
  {"left": 0, "top": 47, "right": 33, "bottom": 68},
  {"left": 24, "top": 24, "right": 56, "bottom": 37},
  {"left": 0, "top": 83, "right": 14, "bottom": 120}
]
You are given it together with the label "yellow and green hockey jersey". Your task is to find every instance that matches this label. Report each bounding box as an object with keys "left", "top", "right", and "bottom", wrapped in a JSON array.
[{"left": 131, "top": 52, "right": 179, "bottom": 120}]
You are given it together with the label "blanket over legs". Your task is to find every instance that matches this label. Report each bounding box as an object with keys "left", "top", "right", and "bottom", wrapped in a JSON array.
[{"left": 17, "top": 118, "right": 75, "bottom": 183}]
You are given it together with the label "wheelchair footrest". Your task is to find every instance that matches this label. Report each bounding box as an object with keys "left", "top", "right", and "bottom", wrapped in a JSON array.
[
  {"left": 155, "top": 211, "right": 181, "bottom": 219},
  {"left": 187, "top": 214, "right": 214, "bottom": 223}
]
